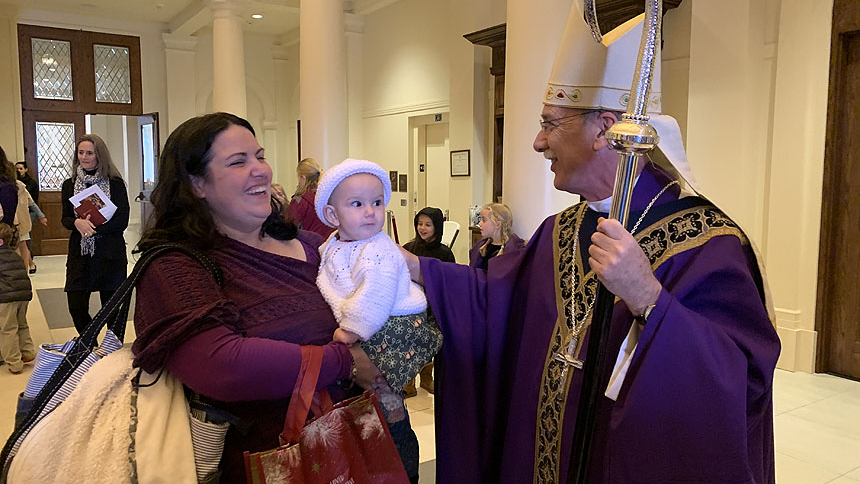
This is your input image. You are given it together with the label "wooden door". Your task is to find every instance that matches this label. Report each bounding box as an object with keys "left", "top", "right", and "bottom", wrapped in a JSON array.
[
  {"left": 815, "top": 0, "right": 860, "bottom": 379},
  {"left": 22, "top": 110, "right": 84, "bottom": 255}
]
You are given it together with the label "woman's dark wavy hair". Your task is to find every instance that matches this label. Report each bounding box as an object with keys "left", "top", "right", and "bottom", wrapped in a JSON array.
[{"left": 136, "top": 112, "right": 297, "bottom": 252}]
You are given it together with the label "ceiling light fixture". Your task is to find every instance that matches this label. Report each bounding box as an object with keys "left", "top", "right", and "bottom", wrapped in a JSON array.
[{"left": 252, "top": 14, "right": 263, "bottom": 19}]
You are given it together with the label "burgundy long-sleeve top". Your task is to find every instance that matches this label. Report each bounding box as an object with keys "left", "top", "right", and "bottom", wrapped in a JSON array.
[
  {"left": 132, "top": 230, "right": 354, "bottom": 481},
  {"left": 287, "top": 187, "right": 335, "bottom": 240}
]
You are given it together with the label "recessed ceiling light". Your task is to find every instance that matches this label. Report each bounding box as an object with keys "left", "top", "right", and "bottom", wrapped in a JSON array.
[{"left": 251, "top": 14, "right": 263, "bottom": 19}]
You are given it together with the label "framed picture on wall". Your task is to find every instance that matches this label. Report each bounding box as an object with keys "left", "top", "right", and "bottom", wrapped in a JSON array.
[
  {"left": 450, "top": 149, "right": 470, "bottom": 177},
  {"left": 389, "top": 170, "right": 398, "bottom": 189},
  {"left": 399, "top": 174, "right": 408, "bottom": 192}
]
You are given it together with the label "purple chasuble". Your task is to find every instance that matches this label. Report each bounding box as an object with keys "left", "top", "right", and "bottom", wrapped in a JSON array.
[{"left": 421, "top": 163, "right": 780, "bottom": 484}]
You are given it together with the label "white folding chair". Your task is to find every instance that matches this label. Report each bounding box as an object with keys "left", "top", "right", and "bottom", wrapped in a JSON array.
[{"left": 441, "top": 220, "right": 460, "bottom": 248}]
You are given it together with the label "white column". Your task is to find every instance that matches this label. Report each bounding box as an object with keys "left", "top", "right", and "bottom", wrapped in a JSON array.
[
  {"left": 686, "top": 0, "right": 770, "bottom": 244},
  {"left": 263, "top": 120, "right": 279, "bottom": 182},
  {"left": 211, "top": 0, "right": 247, "bottom": 117},
  {"left": 300, "top": 0, "right": 348, "bottom": 168},
  {"left": 163, "top": 34, "right": 198, "bottom": 132},
  {"left": 764, "top": 0, "right": 832, "bottom": 372},
  {"left": 503, "top": 0, "right": 577, "bottom": 238},
  {"left": 272, "top": 45, "right": 296, "bottom": 191}
]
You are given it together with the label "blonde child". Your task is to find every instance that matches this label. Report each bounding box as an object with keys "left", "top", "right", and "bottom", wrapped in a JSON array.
[{"left": 469, "top": 202, "right": 526, "bottom": 270}]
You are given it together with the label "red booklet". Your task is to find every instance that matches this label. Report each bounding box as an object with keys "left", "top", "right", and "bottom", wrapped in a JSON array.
[{"left": 74, "top": 199, "right": 107, "bottom": 226}]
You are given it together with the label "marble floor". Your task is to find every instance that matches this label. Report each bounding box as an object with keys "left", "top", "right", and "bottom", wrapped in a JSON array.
[{"left": 2, "top": 249, "right": 859, "bottom": 484}]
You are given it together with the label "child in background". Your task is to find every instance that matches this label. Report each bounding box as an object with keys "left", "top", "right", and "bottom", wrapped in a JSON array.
[
  {"left": 0, "top": 222, "right": 35, "bottom": 374},
  {"left": 470, "top": 202, "right": 526, "bottom": 270},
  {"left": 401, "top": 206, "right": 454, "bottom": 397}
]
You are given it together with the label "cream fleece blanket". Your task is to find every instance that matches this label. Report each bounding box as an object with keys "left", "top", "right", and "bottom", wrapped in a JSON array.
[{"left": 7, "top": 348, "right": 197, "bottom": 484}]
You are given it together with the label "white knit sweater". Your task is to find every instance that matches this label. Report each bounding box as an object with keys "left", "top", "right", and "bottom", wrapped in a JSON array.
[{"left": 317, "top": 231, "right": 427, "bottom": 341}]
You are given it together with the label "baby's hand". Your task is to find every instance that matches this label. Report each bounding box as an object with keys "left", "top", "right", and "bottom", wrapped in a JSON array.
[{"left": 333, "top": 328, "right": 360, "bottom": 345}]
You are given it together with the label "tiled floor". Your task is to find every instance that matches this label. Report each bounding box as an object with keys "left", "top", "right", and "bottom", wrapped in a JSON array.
[{"left": 2, "top": 243, "right": 860, "bottom": 483}]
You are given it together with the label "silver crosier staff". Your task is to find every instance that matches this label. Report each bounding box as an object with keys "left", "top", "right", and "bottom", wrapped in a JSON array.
[{"left": 566, "top": 1, "right": 663, "bottom": 483}]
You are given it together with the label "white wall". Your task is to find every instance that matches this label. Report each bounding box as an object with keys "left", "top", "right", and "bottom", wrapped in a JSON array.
[
  {"left": 359, "top": 0, "right": 502, "bottom": 261},
  {"left": 358, "top": 0, "right": 452, "bottom": 250}
]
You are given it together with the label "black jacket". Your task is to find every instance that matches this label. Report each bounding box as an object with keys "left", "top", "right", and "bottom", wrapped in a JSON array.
[
  {"left": 19, "top": 174, "right": 38, "bottom": 204},
  {"left": 61, "top": 176, "right": 130, "bottom": 291},
  {"left": 0, "top": 245, "right": 32, "bottom": 304},
  {"left": 402, "top": 207, "right": 456, "bottom": 263}
]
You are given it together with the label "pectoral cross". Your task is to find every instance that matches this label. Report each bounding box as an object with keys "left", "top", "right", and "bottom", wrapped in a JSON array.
[{"left": 554, "top": 335, "right": 583, "bottom": 400}]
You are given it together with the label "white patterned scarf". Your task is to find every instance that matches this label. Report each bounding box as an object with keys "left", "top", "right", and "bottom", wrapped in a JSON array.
[{"left": 73, "top": 165, "right": 111, "bottom": 256}]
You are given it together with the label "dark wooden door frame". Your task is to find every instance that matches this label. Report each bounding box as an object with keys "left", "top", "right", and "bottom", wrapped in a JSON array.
[
  {"left": 815, "top": 0, "right": 860, "bottom": 376},
  {"left": 18, "top": 24, "right": 143, "bottom": 116},
  {"left": 22, "top": 110, "right": 85, "bottom": 256}
]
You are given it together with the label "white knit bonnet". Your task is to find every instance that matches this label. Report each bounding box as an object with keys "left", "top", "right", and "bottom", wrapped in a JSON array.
[{"left": 314, "top": 158, "right": 392, "bottom": 227}]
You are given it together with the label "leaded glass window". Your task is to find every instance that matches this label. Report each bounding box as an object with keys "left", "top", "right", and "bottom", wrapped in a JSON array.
[
  {"left": 36, "top": 122, "right": 75, "bottom": 191},
  {"left": 32, "top": 38, "right": 73, "bottom": 100},
  {"left": 94, "top": 44, "right": 131, "bottom": 104}
]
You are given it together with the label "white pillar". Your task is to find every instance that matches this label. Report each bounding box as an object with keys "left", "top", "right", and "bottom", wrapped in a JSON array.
[
  {"left": 263, "top": 120, "right": 279, "bottom": 182},
  {"left": 211, "top": 0, "right": 247, "bottom": 117},
  {"left": 686, "top": 0, "right": 769, "bottom": 244},
  {"left": 300, "top": 0, "right": 348, "bottom": 168},
  {"left": 764, "top": 0, "right": 832, "bottom": 372},
  {"left": 272, "top": 44, "right": 296, "bottom": 191},
  {"left": 163, "top": 34, "right": 198, "bottom": 132},
  {"left": 503, "top": 0, "right": 577, "bottom": 238}
]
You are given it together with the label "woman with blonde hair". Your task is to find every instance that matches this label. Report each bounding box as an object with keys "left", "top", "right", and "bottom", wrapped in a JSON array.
[
  {"left": 287, "top": 157, "right": 334, "bottom": 238},
  {"left": 61, "top": 134, "right": 129, "bottom": 334},
  {"left": 469, "top": 203, "right": 525, "bottom": 270}
]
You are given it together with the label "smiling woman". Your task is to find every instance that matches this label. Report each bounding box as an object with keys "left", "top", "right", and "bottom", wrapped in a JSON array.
[{"left": 130, "top": 113, "right": 386, "bottom": 482}]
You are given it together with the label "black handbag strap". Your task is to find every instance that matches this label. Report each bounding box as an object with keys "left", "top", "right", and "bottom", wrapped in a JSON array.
[{"left": 0, "top": 243, "right": 222, "bottom": 478}]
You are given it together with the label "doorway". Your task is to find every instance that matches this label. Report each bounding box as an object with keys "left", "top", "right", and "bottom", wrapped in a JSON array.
[
  {"left": 410, "top": 113, "right": 450, "bottom": 226},
  {"left": 815, "top": 0, "right": 860, "bottom": 380}
]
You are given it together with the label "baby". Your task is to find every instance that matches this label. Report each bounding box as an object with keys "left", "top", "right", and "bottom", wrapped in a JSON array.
[{"left": 315, "top": 158, "right": 443, "bottom": 402}]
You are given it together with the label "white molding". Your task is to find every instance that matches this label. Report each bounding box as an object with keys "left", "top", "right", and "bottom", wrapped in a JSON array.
[
  {"left": 18, "top": 8, "right": 167, "bottom": 35},
  {"left": 271, "top": 44, "right": 290, "bottom": 61},
  {"left": 774, "top": 307, "right": 816, "bottom": 372},
  {"left": 775, "top": 326, "right": 817, "bottom": 373},
  {"left": 162, "top": 33, "right": 199, "bottom": 51},
  {"left": 774, "top": 307, "right": 802, "bottom": 330},
  {"left": 280, "top": 27, "right": 299, "bottom": 47},
  {"left": 353, "top": 0, "right": 403, "bottom": 15},
  {"left": 363, "top": 100, "right": 449, "bottom": 119},
  {"left": 345, "top": 12, "right": 364, "bottom": 34}
]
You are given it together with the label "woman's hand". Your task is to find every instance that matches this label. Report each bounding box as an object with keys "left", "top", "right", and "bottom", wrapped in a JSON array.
[
  {"left": 398, "top": 246, "right": 423, "bottom": 285},
  {"left": 347, "top": 344, "right": 386, "bottom": 391},
  {"left": 74, "top": 216, "right": 96, "bottom": 237},
  {"left": 39, "top": 217, "right": 48, "bottom": 227}
]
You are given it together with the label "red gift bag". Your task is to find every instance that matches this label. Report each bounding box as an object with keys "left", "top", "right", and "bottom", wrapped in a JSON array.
[{"left": 244, "top": 346, "right": 410, "bottom": 484}]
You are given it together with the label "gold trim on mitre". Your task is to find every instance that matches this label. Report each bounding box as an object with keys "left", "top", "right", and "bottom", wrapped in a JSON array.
[{"left": 544, "top": 8, "right": 661, "bottom": 113}]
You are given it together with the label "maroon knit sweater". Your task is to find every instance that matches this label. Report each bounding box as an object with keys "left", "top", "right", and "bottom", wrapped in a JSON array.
[{"left": 132, "top": 230, "right": 354, "bottom": 481}]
